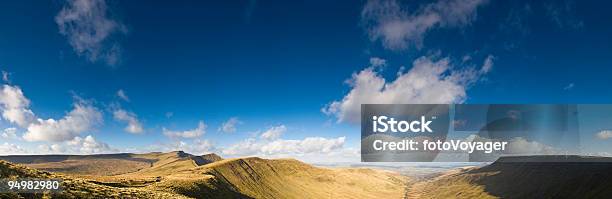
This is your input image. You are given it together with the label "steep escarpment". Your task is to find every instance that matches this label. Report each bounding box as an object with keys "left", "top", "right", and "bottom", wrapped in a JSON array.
[
  {"left": 178, "top": 157, "right": 409, "bottom": 199},
  {"left": 412, "top": 155, "right": 612, "bottom": 199}
]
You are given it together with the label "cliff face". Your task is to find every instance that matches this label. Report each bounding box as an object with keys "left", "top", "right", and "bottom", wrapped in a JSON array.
[{"left": 193, "top": 153, "right": 224, "bottom": 165}]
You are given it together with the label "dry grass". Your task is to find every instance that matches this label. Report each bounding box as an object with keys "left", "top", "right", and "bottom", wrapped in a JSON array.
[
  {"left": 0, "top": 160, "right": 188, "bottom": 199},
  {"left": 166, "top": 157, "right": 410, "bottom": 199},
  {"left": 0, "top": 151, "right": 411, "bottom": 199},
  {"left": 408, "top": 156, "right": 612, "bottom": 199},
  {"left": 407, "top": 167, "right": 496, "bottom": 199},
  {"left": 27, "top": 159, "right": 151, "bottom": 176}
]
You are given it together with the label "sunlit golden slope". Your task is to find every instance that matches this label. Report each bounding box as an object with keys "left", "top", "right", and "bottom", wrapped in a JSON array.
[
  {"left": 0, "top": 151, "right": 409, "bottom": 199},
  {"left": 153, "top": 157, "right": 409, "bottom": 198},
  {"left": 0, "top": 160, "right": 188, "bottom": 198}
]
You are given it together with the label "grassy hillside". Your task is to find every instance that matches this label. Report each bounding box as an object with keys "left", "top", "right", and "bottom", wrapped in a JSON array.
[
  {"left": 412, "top": 155, "right": 612, "bottom": 199},
  {"left": 25, "top": 159, "right": 151, "bottom": 176},
  {"left": 0, "top": 152, "right": 410, "bottom": 199},
  {"left": 156, "top": 157, "right": 409, "bottom": 198},
  {"left": 0, "top": 159, "right": 188, "bottom": 198},
  {"left": 0, "top": 151, "right": 224, "bottom": 177},
  {"left": 0, "top": 153, "right": 155, "bottom": 176}
]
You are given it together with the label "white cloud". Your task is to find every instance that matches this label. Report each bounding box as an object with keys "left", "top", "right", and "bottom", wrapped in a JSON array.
[
  {"left": 189, "top": 139, "right": 215, "bottom": 154},
  {"left": 35, "top": 135, "right": 115, "bottom": 154},
  {"left": 324, "top": 55, "right": 492, "bottom": 123},
  {"left": 563, "top": 83, "right": 575, "bottom": 90},
  {"left": 1, "top": 128, "right": 18, "bottom": 140},
  {"left": 596, "top": 130, "right": 612, "bottom": 140},
  {"left": 505, "top": 137, "right": 558, "bottom": 155},
  {"left": 113, "top": 109, "right": 143, "bottom": 134},
  {"left": 2, "top": 71, "right": 10, "bottom": 83},
  {"left": 219, "top": 117, "right": 242, "bottom": 133},
  {"left": 0, "top": 85, "right": 36, "bottom": 128},
  {"left": 116, "top": 89, "right": 129, "bottom": 101},
  {"left": 38, "top": 144, "right": 65, "bottom": 154},
  {"left": 163, "top": 121, "right": 206, "bottom": 139},
  {"left": 66, "top": 135, "right": 114, "bottom": 154},
  {"left": 221, "top": 138, "right": 262, "bottom": 156},
  {"left": 369, "top": 57, "right": 387, "bottom": 67},
  {"left": 222, "top": 124, "right": 347, "bottom": 161},
  {"left": 0, "top": 84, "right": 104, "bottom": 143},
  {"left": 55, "top": 0, "right": 127, "bottom": 66},
  {"left": 260, "top": 137, "right": 346, "bottom": 155},
  {"left": 222, "top": 136, "right": 346, "bottom": 157},
  {"left": 0, "top": 142, "right": 27, "bottom": 155},
  {"left": 481, "top": 55, "right": 494, "bottom": 73},
  {"left": 23, "top": 101, "right": 103, "bottom": 142},
  {"left": 260, "top": 125, "right": 286, "bottom": 140},
  {"left": 466, "top": 135, "right": 558, "bottom": 155},
  {"left": 361, "top": 0, "right": 487, "bottom": 50},
  {"left": 143, "top": 139, "right": 215, "bottom": 155}
]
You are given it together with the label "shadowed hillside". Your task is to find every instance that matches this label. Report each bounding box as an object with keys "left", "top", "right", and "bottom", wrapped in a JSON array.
[{"left": 411, "top": 155, "right": 612, "bottom": 199}]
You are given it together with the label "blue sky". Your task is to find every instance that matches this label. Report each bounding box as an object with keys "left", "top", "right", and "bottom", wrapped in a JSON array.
[{"left": 0, "top": 0, "right": 611, "bottom": 162}]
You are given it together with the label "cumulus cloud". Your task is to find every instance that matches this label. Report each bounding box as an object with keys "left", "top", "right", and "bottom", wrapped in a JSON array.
[
  {"left": 142, "top": 139, "right": 215, "bottom": 155},
  {"left": 260, "top": 125, "right": 286, "bottom": 140},
  {"left": 38, "top": 144, "right": 65, "bottom": 154},
  {"left": 219, "top": 117, "right": 242, "bottom": 133},
  {"left": 260, "top": 137, "right": 346, "bottom": 155},
  {"left": 505, "top": 137, "right": 558, "bottom": 155},
  {"left": 221, "top": 138, "right": 261, "bottom": 156},
  {"left": 189, "top": 139, "right": 215, "bottom": 154},
  {"left": 37, "top": 135, "right": 115, "bottom": 154},
  {"left": 324, "top": 55, "right": 493, "bottom": 123},
  {"left": 23, "top": 101, "right": 103, "bottom": 142},
  {"left": 116, "top": 89, "right": 129, "bottom": 102},
  {"left": 0, "top": 142, "right": 27, "bottom": 155},
  {"left": 222, "top": 136, "right": 346, "bottom": 157},
  {"left": 369, "top": 57, "right": 387, "bottom": 67},
  {"left": 1, "top": 128, "right": 18, "bottom": 140},
  {"left": 361, "top": 0, "right": 487, "bottom": 50},
  {"left": 66, "top": 135, "right": 114, "bottom": 154},
  {"left": 113, "top": 109, "right": 143, "bottom": 134},
  {"left": 163, "top": 121, "right": 206, "bottom": 139},
  {"left": 55, "top": 0, "right": 127, "bottom": 66},
  {"left": 222, "top": 124, "right": 347, "bottom": 160},
  {"left": 596, "top": 130, "right": 612, "bottom": 140},
  {"left": 0, "top": 85, "right": 36, "bottom": 128},
  {"left": 0, "top": 84, "right": 104, "bottom": 143}
]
